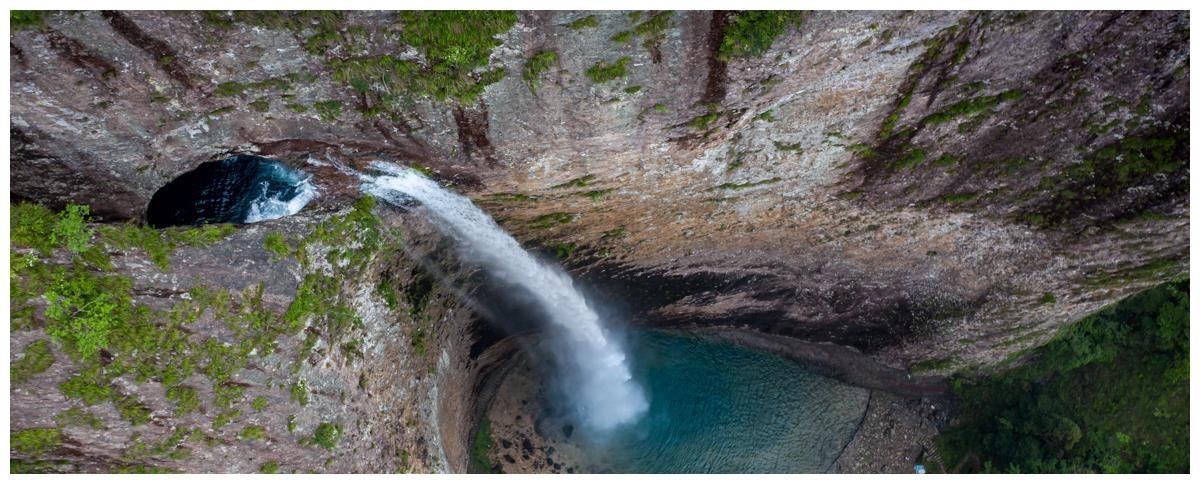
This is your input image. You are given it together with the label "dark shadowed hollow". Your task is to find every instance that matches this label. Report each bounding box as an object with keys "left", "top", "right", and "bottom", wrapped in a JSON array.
[{"left": 145, "top": 155, "right": 315, "bottom": 227}]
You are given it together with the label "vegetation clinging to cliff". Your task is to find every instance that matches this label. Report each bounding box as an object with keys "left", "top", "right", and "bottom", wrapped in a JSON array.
[
  {"left": 937, "top": 278, "right": 1189, "bottom": 473},
  {"left": 718, "top": 11, "right": 805, "bottom": 60},
  {"left": 10, "top": 10, "right": 46, "bottom": 31},
  {"left": 522, "top": 50, "right": 559, "bottom": 94},
  {"left": 586, "top": 57, "right": 631, "bottom": 83}
]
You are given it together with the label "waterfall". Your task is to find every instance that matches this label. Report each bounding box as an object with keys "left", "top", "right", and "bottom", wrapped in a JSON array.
[{"left": 363, "top": 162, "right": 648, "bottom": 432}]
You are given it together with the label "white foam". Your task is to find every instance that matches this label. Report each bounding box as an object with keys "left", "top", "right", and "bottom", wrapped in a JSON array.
[{"left": 245, "top": 177, "right": 318, "bottom": 223}]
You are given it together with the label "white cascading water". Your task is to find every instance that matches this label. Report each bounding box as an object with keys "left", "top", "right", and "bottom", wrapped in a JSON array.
[{"left": 362, "top": 162, "right": 648, "bottom": 432}]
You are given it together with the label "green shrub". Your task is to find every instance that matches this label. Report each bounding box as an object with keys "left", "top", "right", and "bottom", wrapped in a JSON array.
[
  {"left": 894, "top": 148, "right": 928, "bottom": 170},
  {"left": 252, "top": 396, "right": 268, "bottom": 412},
  {"left": 51, "top": 205, "right": 94, "bottom": 254},
  {"left": 773, "top": 141, "right": 803, "bottom": 153},
  {"left": 312, "top": 422, "right": 341, "bottom": 450},
  {"left": 260, "top": 461, "right": 280, "bottom": 473},
  {"left": 44, "top": 268, "right": 131, "bottom": 360},
  {"left": 10, "top": 203, "right": 57, "bottom": 254}
]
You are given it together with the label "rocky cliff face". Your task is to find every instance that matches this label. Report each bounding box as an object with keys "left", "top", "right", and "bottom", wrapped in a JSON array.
[{"left": 9, "top": 10, "right": 1189, "bottom": 472}]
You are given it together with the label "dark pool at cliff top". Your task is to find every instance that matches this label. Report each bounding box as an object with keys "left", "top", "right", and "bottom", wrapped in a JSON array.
[
  {"left": 146, "top": 155, "right": 315, "bottom": 228},
  {"left": 545, "top": 330, "right": 870, "bottom": 473}
]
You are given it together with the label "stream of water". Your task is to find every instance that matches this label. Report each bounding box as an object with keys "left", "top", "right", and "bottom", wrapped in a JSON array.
[{"left": 362, "top": 163, "right": 648, "bottom": 432}]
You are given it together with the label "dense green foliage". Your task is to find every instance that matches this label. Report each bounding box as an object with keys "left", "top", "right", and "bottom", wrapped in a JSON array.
[
  {"left": 938, "top": 278, "right": 1189, "bottom": 473},
  {"left": 718, "top": 11, "right": 805, "bottom": 60},
  {"left": 311, "top": 422, "right": 341, "bottom": 450}
]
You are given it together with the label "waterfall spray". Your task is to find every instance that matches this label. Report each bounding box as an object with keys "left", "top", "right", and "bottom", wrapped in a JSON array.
[{"left": 363, "top": 163, "right": 648, "bottom": 432}]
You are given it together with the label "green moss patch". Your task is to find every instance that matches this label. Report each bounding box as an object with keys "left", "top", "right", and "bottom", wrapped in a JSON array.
[
  {"left": 567, "top": 15, "right": 599, "bottom": 30},
  {"left": 718, "top": 11, "right": 805, "bottom": 60},
  {"left": 586, "top": 57, "right": 631, "bottom": 84},
  {"left": 522, "top": 50, "right": 559, "bottom": 94},
  {"left": 11, "top": 428, "right": 63, "bottom": 457},
  {"left": 469, "top": 417, "right": 498, "bottom": 473},
  {"left": 923, "top": 89, "right": 1024, "bottom": 125},
  {"left": 11, "top": 10, "right": 47, "bottom": 31},
  {"left": 11, "top": 339, "right": 54, "bottom": 384},
  {"left": 530, "top": 212, "right": 575, "bottom": 228}
]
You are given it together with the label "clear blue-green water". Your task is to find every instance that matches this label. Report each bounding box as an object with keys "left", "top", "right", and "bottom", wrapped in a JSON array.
[{"left": 563, "top": 331, "right": 869, "bottom": 473}]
